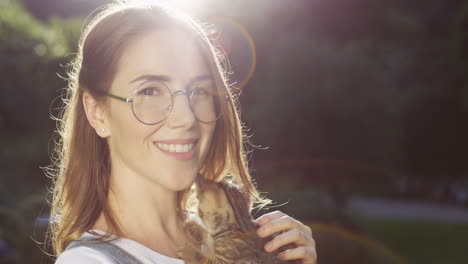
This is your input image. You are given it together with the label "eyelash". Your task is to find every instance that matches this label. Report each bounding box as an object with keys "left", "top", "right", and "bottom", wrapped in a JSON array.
[
  {"left": 193, "top": 87, "right": 208, "bottom": 95},
  {"left": 137, "top": 87, "right": 159, "bottom": 96},
  {"left": 135, "top": 85, "right": 212, "bottom": 96}
]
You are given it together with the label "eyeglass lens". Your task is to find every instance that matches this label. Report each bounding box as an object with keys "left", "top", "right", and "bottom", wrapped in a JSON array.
[{"left": 131, "top": 80, "right": 221, "bottom": 124}]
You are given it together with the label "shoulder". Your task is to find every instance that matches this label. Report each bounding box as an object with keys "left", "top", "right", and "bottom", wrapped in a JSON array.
[{"left": 55, "top": 246, "right": 115, "bottom": 264}]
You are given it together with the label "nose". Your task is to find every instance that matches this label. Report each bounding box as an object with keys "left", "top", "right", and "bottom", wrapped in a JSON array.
[{"left": 165, "top": 89, "right": 196, "bottom": 128}]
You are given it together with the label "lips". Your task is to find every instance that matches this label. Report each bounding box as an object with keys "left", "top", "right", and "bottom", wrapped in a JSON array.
[
  {"left": 153, "top": 139, "right": 198, "bottom": 161},
  {"left": 154, "top": 138, "right": 198, "bottom": 144}
]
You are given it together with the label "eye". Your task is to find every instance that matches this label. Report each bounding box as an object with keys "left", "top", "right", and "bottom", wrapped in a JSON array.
[
  {"left": 137, "top": 87, "right": 160, "bottom": 96},
  {"left": 193, "top": 87, "right": 207, "bottom": 95},
  {"left": 193, "top": 87, "right": 211, "bottom": 97},
  {"left": 194, "top": 80, "right": 216, "bottom": 93}
]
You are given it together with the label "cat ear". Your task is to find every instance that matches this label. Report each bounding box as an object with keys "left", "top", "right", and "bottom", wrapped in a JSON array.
[
  {"left": 223, "top": 183, "right": 252, "bottom": 216},
  {"left": 234, "top": 185, "right": 253, "bottom": 213}
]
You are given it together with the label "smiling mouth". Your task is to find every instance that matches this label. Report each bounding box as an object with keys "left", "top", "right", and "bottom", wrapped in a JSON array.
[{"left": 153, "top": 139, "right": 199, "bottom": 157}]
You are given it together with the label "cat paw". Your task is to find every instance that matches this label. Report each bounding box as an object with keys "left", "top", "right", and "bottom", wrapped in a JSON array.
[{"left": 183, "top": 219, "right": 207, "bottom": 243}]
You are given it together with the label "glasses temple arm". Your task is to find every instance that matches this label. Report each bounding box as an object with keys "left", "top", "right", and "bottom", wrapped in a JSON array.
[{"left": 106, "top": 93, "right": 133, "bottom": 103}]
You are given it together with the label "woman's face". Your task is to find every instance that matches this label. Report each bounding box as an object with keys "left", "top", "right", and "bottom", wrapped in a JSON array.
[{"left": 103, "top": 28, "right": 216, "bottom": 191}]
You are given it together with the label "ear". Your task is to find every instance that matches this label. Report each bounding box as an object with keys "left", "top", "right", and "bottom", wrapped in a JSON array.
[{"left": 82, "top": 91, "right": 110, "bottom": 138}]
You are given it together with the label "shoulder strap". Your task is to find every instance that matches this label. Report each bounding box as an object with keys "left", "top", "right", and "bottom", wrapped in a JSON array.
[{"left": 65, "top": 236, "right": 144, "bottom": 264}]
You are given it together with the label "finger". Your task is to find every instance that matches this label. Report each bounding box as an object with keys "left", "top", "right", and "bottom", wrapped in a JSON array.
[
  {"left": 264, "top": 229, "right": 315, "bottom": 252},
  {"left": 254, "top": 210, "right": 287, "bottom": 225},
  {"left": 257, "top": 215, "right": 302, "bottom": 238},
  {"left": 302, "top": 223, "right": 313, "bottom": 237},
  {"left": 277, "top": 246, "right": 317, "bottom": 264}
]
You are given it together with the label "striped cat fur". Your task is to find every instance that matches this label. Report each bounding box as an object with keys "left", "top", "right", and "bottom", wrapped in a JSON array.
[{"left": 177, "top": 177, "right": 292, "bottom": 264}]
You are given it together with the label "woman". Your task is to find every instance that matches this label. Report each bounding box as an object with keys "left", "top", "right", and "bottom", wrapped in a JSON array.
[{"left": 49, "top": 1, "right": 316, "bottom": 263}]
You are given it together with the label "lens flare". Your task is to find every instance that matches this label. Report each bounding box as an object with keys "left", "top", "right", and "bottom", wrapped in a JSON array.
[
  {"left": 201, "top": 220, "right": 407, "bottom": 264},
  {"left": 207, "top": 17, "right": 257, "bottom": 94},
  {"left": 304, "top": 221, "right": 408, "bottom": 264}
]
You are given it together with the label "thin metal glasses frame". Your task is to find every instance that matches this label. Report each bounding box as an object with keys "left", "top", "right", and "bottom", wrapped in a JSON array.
[{"left": 105, "top": 85, "right": 224, "bottom": 125}]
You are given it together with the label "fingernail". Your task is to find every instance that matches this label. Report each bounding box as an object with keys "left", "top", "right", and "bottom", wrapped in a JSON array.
[{"left": 265, "top": 242, "right": 273, "bottom": 252}]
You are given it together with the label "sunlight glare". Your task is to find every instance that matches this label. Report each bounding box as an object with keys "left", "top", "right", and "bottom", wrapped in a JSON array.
[{"left": 158, "top": 0, "right": 204, "bottom": 15}]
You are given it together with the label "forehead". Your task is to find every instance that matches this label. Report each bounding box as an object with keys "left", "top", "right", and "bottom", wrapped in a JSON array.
[{"left": 112, "top": 27, "right": 209, "bottom": 89}]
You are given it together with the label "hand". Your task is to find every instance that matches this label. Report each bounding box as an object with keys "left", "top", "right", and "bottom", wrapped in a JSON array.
[{"left": 255, "top": 210, "right": 317, "bottom": 264}]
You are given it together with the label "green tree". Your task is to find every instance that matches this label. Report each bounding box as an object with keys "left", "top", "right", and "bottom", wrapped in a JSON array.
[{"left": 0, "top": 1, "right": 81, "bottom": 263}]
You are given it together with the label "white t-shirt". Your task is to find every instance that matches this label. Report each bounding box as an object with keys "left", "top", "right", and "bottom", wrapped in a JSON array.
[{"left": 55, "top": 230, "right": 185, "bottom": 264}]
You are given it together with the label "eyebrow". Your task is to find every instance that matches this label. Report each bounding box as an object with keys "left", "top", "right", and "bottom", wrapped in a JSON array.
[
  {"left": 130, "top": 74, "right": 212, "bottom": 87},
  {"left": 130, "top": 74, "right": 170, "bottom": 84}
]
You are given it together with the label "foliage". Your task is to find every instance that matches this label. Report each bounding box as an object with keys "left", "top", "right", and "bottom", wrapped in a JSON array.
[
  {"left": 257, "top": 185, "right": 395, "bottom": 264},
  {"left": 238, "top": 0, "right": 468, "bottom": 182},
  {"left": 356, "top": 216, "right": 468, "bottom": 264},
  {"left": 1, "top": 0, "right": 468, "bottom": 263},
  {"left": 0, "top": 1, "right": 80, "bottom": 263},
  {"left": 0, "top": 0, "right": 80, "bottom": 198},
  {"left": 0, "top": 192, "right": 52, "bottom": 264}
]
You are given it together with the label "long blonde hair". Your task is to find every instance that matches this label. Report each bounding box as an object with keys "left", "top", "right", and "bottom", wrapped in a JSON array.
[{"left": 47, "top": 0, "right": 271, "bottom": 256}]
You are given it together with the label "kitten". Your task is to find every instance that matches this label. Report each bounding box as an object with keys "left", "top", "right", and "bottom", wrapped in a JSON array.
[{"left": 177, "top": 178, "right": 293, "bottom": 264}]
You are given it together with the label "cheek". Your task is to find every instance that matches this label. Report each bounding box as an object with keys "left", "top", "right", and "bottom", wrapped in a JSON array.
[
  {"left": 111, "top": 116, "right": 143, "bottom": 143},
  {"left": 108, "top": 100, "right": 137, "bottom": 134},
  {"left": 108, "top": 103, "right": 161, "bottom": 156}
]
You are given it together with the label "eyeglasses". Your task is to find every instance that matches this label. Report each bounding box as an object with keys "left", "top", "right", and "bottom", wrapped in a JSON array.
[{"left": 105, "top": 79, "right": 223, "bottom": 125}]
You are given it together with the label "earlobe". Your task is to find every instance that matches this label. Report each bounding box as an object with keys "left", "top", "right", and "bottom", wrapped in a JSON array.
[{"left": 82, "top": 91, "right": 109, "bottom": 138}]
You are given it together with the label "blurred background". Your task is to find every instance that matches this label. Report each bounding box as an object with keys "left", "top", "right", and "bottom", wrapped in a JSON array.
[{"left": 1, "top": 0, "right": 468, "bottom": 263}]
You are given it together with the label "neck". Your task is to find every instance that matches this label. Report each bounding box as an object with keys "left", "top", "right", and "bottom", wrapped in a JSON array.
[{"left": 93, "top": 166, "right": 189, "bottom": 257}]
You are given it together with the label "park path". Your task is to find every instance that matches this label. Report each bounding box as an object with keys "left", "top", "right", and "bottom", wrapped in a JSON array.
[{"left": 347, "top": 196, "right": 468, "bottom": 222}]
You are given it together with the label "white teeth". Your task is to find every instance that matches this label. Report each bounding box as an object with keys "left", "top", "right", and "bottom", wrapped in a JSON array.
[
  {"left": 182, "top": 144, "right": 189, "bottom": 152},
  {"left": 156, "top": 143, "right": 195, "bottom": 153},
  {"left": 176, "top": 144, "right": 182, "bottom": 152}
]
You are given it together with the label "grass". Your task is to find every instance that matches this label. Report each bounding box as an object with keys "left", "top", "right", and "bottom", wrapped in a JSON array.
[{"left": 355, "top": 216, "right": 468, "bottom": 264}]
